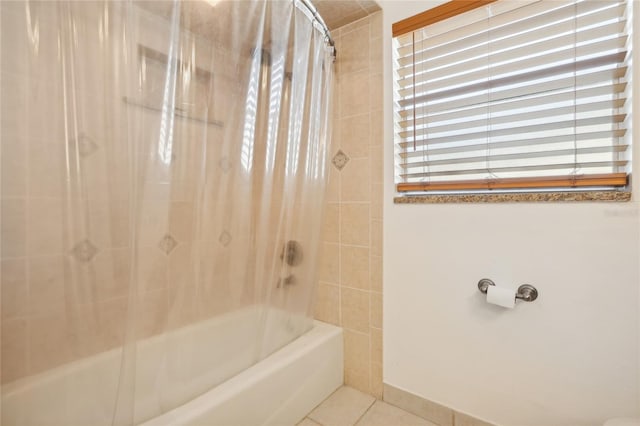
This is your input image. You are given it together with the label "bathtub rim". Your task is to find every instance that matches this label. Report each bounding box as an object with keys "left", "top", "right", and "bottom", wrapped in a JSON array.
[{"left": 139, "top": 319, "right": 343, "bottom": 426}]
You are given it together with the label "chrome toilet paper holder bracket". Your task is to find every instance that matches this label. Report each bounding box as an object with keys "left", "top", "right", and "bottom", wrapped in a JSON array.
[{"left": 477, "top": 278, "right": 538, "bottom": 302}]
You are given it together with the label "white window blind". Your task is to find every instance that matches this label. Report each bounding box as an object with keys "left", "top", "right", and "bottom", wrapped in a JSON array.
[{"left": 392, "top": 0, "right": 632, "bottom": 193}]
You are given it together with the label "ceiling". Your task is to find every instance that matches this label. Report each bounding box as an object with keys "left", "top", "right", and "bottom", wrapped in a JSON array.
[
  {"left": 134, "top": 0, "right": 381, "bottom": 51},
  {"left": 311, "top": 0, "right": 381, "bottom": 30}
]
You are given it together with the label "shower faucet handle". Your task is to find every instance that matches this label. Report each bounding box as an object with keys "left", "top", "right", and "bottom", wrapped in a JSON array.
[
  {"left": 276, "top": 274, "right": 296, "bottom": 288},
  {"left": 281, "top": 240, "right": 303, "bottom": 266}
]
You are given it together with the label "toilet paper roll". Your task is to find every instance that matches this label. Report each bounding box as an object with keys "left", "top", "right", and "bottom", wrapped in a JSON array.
[{"left": 486, "top": 285, "right": 515, "bottom": 308}]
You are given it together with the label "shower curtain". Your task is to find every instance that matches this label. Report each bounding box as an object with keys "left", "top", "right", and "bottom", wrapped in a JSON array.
[{"left": 0, "top": 0, "right": 333, "bottom": 424}]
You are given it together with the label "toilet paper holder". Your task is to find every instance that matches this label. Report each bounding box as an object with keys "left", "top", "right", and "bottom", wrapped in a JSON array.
[{"left": 477, "top": 278, "right": 538, "bottom": 302}]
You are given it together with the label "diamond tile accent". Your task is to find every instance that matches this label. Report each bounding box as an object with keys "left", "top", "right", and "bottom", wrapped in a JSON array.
[
  {"left": 71, "top": 239, "right": 99, "bottom": 262},
  {"left": 332, "top": 150, "right": 349, "bottom": 171},
  {"left": 219, "top": 157, "right": 233, "bottom": 173},
  {"left": 71, "top": 133, "right": 99, "bottom": 157},
  {"left": 158, "top": 234, "right": 178, "bottom": 255},
  {"left": 218, "top": 230, "right": 232, "bottom": 247}
]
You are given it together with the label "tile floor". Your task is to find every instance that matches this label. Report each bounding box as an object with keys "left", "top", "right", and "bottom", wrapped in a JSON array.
[{"left": 299, "top": 386, "right": 437, "bottom": 426}]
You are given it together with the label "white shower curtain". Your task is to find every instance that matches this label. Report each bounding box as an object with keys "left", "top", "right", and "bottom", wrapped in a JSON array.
[{"left": 0, "top": 0, "right": 333, "bottom": 424}]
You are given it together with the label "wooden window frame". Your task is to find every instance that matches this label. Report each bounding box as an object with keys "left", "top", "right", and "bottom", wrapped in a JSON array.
[{"left": 392, "top": 0, "right": 497, "bottom": 37}]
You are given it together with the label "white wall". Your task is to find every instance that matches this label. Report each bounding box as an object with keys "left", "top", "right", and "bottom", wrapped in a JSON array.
[{"left": 381, "top": 2, "right": 640, "bottom": 425}]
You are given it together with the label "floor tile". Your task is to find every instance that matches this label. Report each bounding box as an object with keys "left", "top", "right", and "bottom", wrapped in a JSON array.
[
  {"left": 383, "top": 384, "right": 453, "bottom": 426},
  {"left": 297, "top": 418, "right": 322, "bottom": 426},
  {"left": 308, "top": 386, "right": 376, "bottom": 426},
  {"left": 355, "top": 401, "right": 438, "bottom": 426},
  {"left": 453, "top": 411, "right": 495, "bottom": 426}
]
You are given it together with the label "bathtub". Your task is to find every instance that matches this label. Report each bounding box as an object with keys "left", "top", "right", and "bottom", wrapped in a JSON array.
[{"left": 1, "top": 306, "right": 343, "bottom": 426}]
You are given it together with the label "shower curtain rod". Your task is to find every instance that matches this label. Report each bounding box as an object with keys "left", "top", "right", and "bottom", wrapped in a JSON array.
[{"left": 297, "top": 0, "right": 336, "bottom": 59}]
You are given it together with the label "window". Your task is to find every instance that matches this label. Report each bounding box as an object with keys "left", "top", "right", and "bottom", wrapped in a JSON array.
[{"left": 392, "top": 0, "right": 632, "bottom": 194}]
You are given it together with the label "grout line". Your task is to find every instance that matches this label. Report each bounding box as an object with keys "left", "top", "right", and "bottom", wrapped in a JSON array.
[
  {"left": 352, "top": 397, "right": 377, "bottom": 426},
  {"left": 339, "top": 242, "right": 369, "bottom": 249},
  {"left": 336, "top": 16, "right": 372, "bottom": 38},
  {"left": 305, "top": 385, "right": 345, "bottom": 425},
  {"left": 366, "top": 18, "right": 375, "bottom": 394},
  {"left": 340, "top": 110, "right": 373, "bottom": 121},
  {"left": 341, "top": 327, "right": 369, "bottom": 337},
  {"left": 338, "top": 201, "right": 371, "bottom": 204}
]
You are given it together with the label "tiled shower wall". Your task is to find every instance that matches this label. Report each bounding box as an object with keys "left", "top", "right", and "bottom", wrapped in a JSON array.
[
  {"left": 0, "top": 3, "right": 250, "bottom": 383},
  {"left": 315, "top": 12, "right": 383, "bottom": 398},
  {"left": 1, "top": 1, "right": 346, "bottom": 387}
]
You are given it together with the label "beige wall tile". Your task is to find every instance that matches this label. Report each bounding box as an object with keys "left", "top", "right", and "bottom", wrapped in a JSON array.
[
  {"left": 340, "top": 25, "right": 370, "bottom": 74},
  {"left": 70, "top": 297, "right": 128, "bottom": 357},
  {"left": 136, "top": 288, "right": 168, "bottom": 339},
  {"left": 370, "top": 38, "right": 382, "bottom": 71},
  {"left": 1, "top": 258, "right": 28, "bottom": 319},
  {"left": 369, "top": 73, "right": 383, "bottom": 112},
  {"left": 168, "top": 243, "right": 194, "bottom": 288},
  {"left": 0, "top": 5, "right": 349, "bottom": 384},
  {"left": 92, "top": 249, "right": 131, "bottom": 302},
  {"left": 322, "top": 203, "right": 340, "bottom": 243},
  {"left": 370, "top": 362, "right": 384, "bottom": 399},
  {"left": 326, "top": 166, "right": 340, "bottom": 203},
  {"left": 340, "top": 203, "right": 369, "bottom": 246},
  {"left": 336, "top": 15, "right": 370, "bottom": 35},
  {"left": 137, "top": 200, "right": 170, "bottom": 248},
  {"left": 137, "top": 246, "right": 169, "bottom": 293},
  {"left": 370, "top": 109, "right": 383, "bottom": 146},
  {"left": 340, "top": 245, "right": 370, "bottom": 290},
  {"left": 370, "top": 255, "right": 382, "bottom": 293},
  {"left": 340, "top": 113, "right": 370, "bottom": 158},
  {"left": 371, "top": 219, "right": 382, "bottom": 257},
  {"left": 371, "top": 291, "right": 382, "bottom": 329},
  {"left": 93, "top": 297, "right": 128, "bottom": 353},
  {"left": 341, "top": 158, "right": 370, "bottom": 202},
  {"left": 28, "top": 255, "right": 67, "bottom": 316},
  {"left": 315, "top": 282, "right": 340, "bottom": 325},
  {"left": 2, "top": 198, "right": 26, "bottom": 258},
  {"left": 28, "top": 140, "right": 66, "bottom": 198},
  {"left": 1, "top": 138, "right": 27, "bottom": 198},
  {"left": 314, "top": 12, "right": 384, "bottom": 400},
  {"left": 371, "top": 327, "right": 382, "bottom": 364},
  {"left": 87, "top": 199, "right": 130, "bottom": 249},
  {"left": 29, "top": 311, "right": 74, "bottom": 375},
  {"left": 82, "top": 148, "right": 128, "bottom": 202},
  {"left": 167, "top": 277, "right": 199, "bottom": 330},
  {"left": 369, "top": 11, "right": 382, "bottom": 39},
  {"left": 27, "top": 197, "right": 66, "bottom": 256},
  {"left": 320, "top": 242, "right": 340, "bottom": 283},
  {"left": 370, "top": 144, "right": 383, "bottom": 185},
  {"left": 341, "top": 287, "right": 370, "bottom": 333},
  {"left": 371, "top": 183, "right": 383, "bottom": 220},
  {"left": 339, "top": 70, "right": 370, "bottom": 117},
  {"left": 344, "top": 329, "right": 370, "bottom": 393},
  {"left": 1, "top": 318, "right": 28, "bottom": 383},
  {"left": 169, "top": 201, "right": 195, "bottom": 242},
  {"left": 332, "top": 102, "right": 341, "bottom": 144}
]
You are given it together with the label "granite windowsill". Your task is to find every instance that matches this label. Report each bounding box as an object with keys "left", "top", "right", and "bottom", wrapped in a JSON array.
[{"left": 394, "top": 191, "right": 632, "bottom": 204}]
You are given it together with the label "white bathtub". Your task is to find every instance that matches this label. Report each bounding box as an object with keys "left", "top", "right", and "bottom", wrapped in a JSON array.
[{"left": 1, "top": 306, "right": 343, "bottom": 426}]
